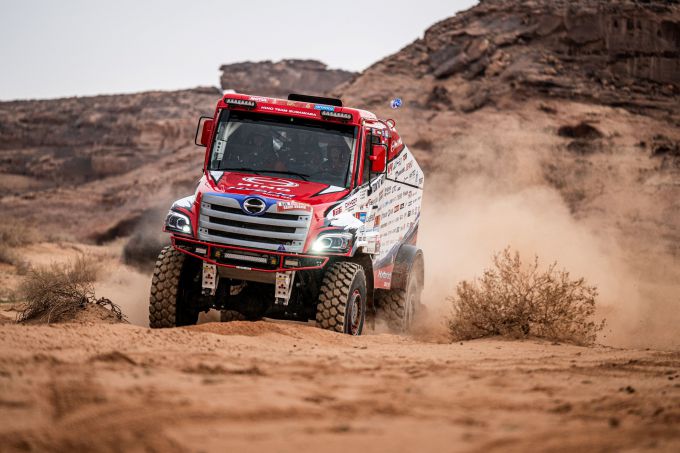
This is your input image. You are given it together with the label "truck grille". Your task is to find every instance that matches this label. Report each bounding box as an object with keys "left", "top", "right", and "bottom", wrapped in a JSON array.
[{"left": 198, "top": 194, "right": 312, "bottom": 253}]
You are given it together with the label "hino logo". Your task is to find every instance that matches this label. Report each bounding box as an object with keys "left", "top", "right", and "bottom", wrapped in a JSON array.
[{"left": 242, "top": 197, "right": 266, "bottom": 215}]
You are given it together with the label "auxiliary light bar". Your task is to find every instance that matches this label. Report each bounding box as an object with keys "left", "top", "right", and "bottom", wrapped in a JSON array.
[
  {"left": 223, "top": 252, "right": 267, "bottom": 264},
  {"left": 224, "top": 97, "right": 256, "bottom": 109},
  {"left": 320, "top": 110, "right": 353, "bottom": 121}
]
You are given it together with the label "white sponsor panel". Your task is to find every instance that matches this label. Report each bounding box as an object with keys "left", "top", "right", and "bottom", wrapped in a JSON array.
[{"left": 323, "top": 145, "right": 423, "bottom": 274}]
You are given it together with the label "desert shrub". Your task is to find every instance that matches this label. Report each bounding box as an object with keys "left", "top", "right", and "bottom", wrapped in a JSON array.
[
  {"left": 17, "top": 256, "right": 123, "bottom": 323},
  {"left": 448, "top": 248, "right": 604, "bottom": 345}
]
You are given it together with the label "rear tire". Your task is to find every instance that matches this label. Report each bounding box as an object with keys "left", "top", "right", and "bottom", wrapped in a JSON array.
[
  {"left": 376, "top": 266, "right": 422, "bottom": 333},
  {"left": 316, "top": 262, "right": 367, "bottom": 335},
  {"left": 149, "top": 246, "right": 199, "bottom": 328}
]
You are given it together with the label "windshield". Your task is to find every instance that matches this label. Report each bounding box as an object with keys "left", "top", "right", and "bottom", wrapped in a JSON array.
[{"left": 209, "top": 110, "right": 358, "bottom": 187}]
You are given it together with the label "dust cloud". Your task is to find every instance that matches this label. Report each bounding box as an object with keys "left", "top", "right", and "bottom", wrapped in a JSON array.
[
  {"left": 418, "top": 161, "right": 680, "bottom": 350},
  {"left": 96, "top": 262, "right": 151, "bottom": 326}
]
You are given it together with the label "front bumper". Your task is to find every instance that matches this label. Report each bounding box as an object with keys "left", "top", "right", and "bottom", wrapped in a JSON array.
[{"left": 172, "top": 236, "right": 329, "bottom": 272}]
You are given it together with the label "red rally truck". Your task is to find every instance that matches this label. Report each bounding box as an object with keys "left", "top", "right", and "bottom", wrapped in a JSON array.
[{"left": 149, "top": 93, "right": 425, "bottom": 335}]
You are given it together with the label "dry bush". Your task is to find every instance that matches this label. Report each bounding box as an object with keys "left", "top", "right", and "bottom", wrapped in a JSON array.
[
  {"left": 17, "top": 256, "right": 125, "bottom": 323},
  {"left": 448, "top": 248, "right": 605, "bottom": 345}
]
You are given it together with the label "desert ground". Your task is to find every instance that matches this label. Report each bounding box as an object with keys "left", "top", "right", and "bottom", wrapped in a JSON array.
[
  {"left": 0, "top": 243, "right": 678, "bottom": 452},
  {"left": 0, "top": 315, "right": 679, "bottom": 452},
  {"left": 1, "top": 1, "right": 679, "bottom": 451}
]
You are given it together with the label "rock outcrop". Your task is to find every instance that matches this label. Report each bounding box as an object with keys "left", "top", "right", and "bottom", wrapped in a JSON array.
[
  {"left": 339, "top": 0, "right": 679, "bottom": 119},
  {"left": 220, "top": 59, "right": 356, "bottom": 98},
  {"left": 0, "top": 87, "right": 221, "bottom": 188}
]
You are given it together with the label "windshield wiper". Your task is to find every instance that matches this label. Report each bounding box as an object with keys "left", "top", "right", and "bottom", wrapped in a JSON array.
[
  {"left": 218, "top": 167, "right": 262, "bottom": 174},
  {"left": 259, "top": 170, "right": 310, "bottom": 181}
]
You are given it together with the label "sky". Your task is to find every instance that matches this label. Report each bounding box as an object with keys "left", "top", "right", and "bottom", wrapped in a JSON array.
[{"left": 0, "top": 0, "right": 477, "bottom": 101}]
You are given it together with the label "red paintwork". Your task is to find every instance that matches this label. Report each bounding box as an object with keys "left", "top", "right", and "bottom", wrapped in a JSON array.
[
  {"left": 212, "top": 172, "right": 346, "bottom": 201},
  {"left": 171, "top": 236, "right": 330, "bottom": 273},
  {"left": 169, "top": 92, "right": 405, "bottom": 269}
]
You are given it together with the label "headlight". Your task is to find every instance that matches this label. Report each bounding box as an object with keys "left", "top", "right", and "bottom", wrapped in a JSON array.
[
  {"left": 165, "top": 211, "right": 192, "bottom": 235},
  {"left": 312, "top": 231, "right": 353, "bottom": 253}
]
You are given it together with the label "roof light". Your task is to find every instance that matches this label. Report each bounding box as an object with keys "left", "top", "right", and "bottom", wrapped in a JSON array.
[
  {"left": 224, "top": 97, "right": 256, "bottom": 109},
  {"left": 320, "top": 110, "right": 353, "bottom": 121}
]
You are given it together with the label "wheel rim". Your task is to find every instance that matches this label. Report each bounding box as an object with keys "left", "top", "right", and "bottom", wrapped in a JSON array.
[{"left": 348, "top": 289, "right": 363, "bottom": 335}]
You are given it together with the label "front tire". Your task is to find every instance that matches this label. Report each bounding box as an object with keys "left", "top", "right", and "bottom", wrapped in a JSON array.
[
  {"left": 149, "top": 246, "right": 200, "bottom": 328},
  {"left": 316, "top": 262, "right": 367, "bottom": 335}
]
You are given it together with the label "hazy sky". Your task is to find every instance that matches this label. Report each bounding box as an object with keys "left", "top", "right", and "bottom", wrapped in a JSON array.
[{"left": 0, "top": 0, "right": 476, "bottom": 101}]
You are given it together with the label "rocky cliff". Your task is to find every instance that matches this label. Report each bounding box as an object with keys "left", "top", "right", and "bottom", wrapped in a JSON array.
[
  {"left": 1, "top": 0, "right": 678, "bottom": 270},
  {"left": 338, "top": 0, "right": 679, "bottom": 118},
  {"left": 220, "top": 59, "right": 356, "bottom": 98},
  {"left": 0, "top": 87, "right": 220, "bottom": 192}
]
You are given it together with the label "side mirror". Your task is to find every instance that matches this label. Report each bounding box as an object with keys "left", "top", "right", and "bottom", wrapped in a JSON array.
[
  {"left": 194, "top": 116, "right": 214, "bottom": 147},
  {"left": 369, "top": 144, "right": 386, "bottom": 173}
]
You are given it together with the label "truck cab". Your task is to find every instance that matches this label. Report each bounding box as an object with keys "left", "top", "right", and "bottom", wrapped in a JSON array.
[{"left": 149, "top": 93, "right": 424, "bottom": 335}]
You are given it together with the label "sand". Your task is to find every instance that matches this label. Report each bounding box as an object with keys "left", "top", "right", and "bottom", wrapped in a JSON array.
[{"left": 0, "top": 318, "right": 678, "bottom": 452}]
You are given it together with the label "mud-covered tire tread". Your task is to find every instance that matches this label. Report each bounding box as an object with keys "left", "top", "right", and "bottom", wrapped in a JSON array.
[
  {"left": 376, "top": 270, "right": 424, "bottom": 333},
  {"left": 220, "top": 310, "right": 246, "bottom": 322},
  {"left": 148, "top": 246, "right": 185, "bottom": 328},
  {"left": 316, "top": 262, "right": 365, "bottom": 334},
  {"left": 375, "top": 289, "right": 409, "bottom": 331}
]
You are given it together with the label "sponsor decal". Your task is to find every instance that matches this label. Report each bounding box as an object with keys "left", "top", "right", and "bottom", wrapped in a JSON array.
[
  {"left": 391, "top": 137, "right": 403, "bottom": 151},
  {"left": 277, "top": 201, "right": 311, "bottom": 212},
  {"left": 277, "top": 245, "right": 286, "bottom": 252},
  {"left": 354, "top": 212, "right": 367, "bottom": 222},
  {"left": 344, "top": 198, "right": 358, "bottom": 211},
  {"left": 314, "top": 104, "right": 335, "bottom": 112},
  {"left": 249, "top": 96, "right": 269, "bottom": 102},
  {"left": 243, "top": 176, "right": 299, "bottom": 188},
  {"left": 224, "top": 186, "right": 295, "bottom": 199},
  {"left": 378, "top": 270, "right": 392, "bottom": 280},
  {"left": 257, "top": 106, "right": 316, "bottom": 117}
]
